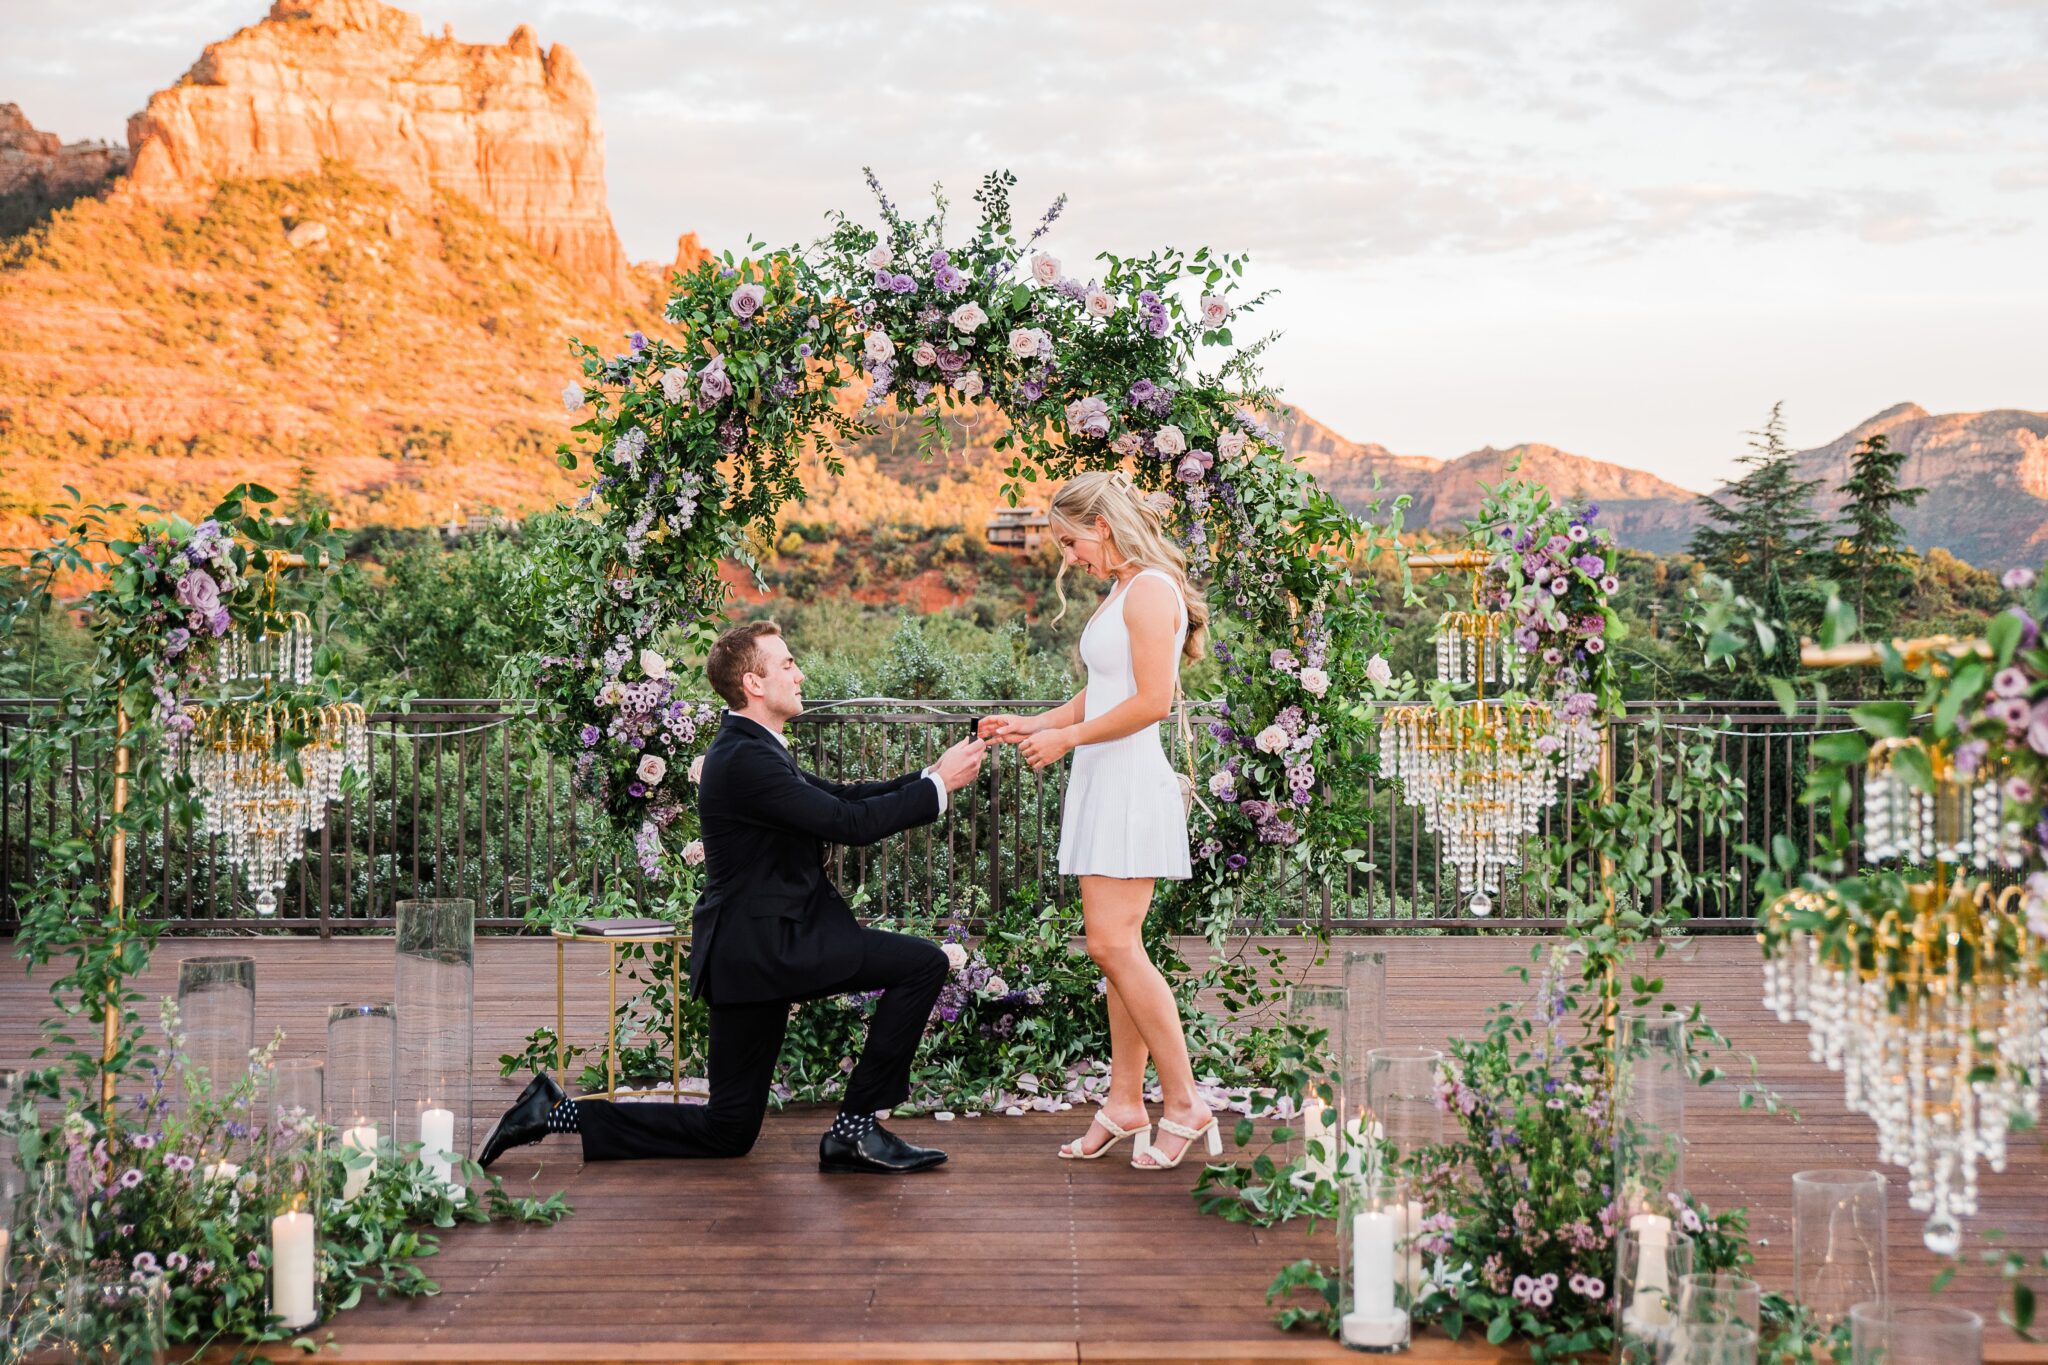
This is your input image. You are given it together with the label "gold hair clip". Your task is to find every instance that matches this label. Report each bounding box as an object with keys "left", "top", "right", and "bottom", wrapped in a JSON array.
[{"left": 1107, "top": 470, "right": 1134, "bottom": 491}]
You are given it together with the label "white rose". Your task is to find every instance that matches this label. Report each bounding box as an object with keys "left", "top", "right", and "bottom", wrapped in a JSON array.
[
  {"left": 1008, "top": 327, "right": 1040, "bottom": 359},
  {"left": 1301, "top": 667, "right": 1330, "bottom": 697},
  {"left": 637, "top": 754, "right": 667, "bottom": 785},
  {"left": 1200, "top": 294, "right": 1230, "bottom": 328},
  {"left": 1207, "top": 770, "right": 1237, "bottom": 797},
  {"left": 689, "top": 755, "right": 706, "bottom": 783},
  {"left": 912, "top": 340, "right": 938, "bottom": 367},
  {"left": 658, "top": 367, "right": 690, "bottom": 404},
  {"left": 863, "top": 330, "right": 895, "bottom": 363},
  {"left": 949, "top": 301, "right": 989, "bottom": 333},
  {"left": 985, "top": 975, "right": 1010, "bottom": 997},
  {"left": 1216, "top": 430, "right": 1246, "bottom": 460},
  {"left": 1256, "top": 725, "right": 1290, "bottom": 754},
  {"left": 1365, "top": 655, "right": 1393, "bottom": 687},
  {"left": 1153, "top": 425, "right": 1187, "bottom": 456},
  {"left": 1084, "top": 290, "right": 1116, "bottom": 319},
  {"left": 942, "top": 942, "right": 969, "bottom": 972},
  {"left": 682, "top": 839, "right": 705, "bottom": 866},
  {"left": 866, "top": 243, "right": 893, "bottom": 270},
  {"left": 561, "top": 382, "right": 585, "bottom": 413},
  {"left": 639, "top": 648, "right": 668, "bottom": 680},
  {"left": 1030, "top": 252, "right": 1060, "bottom": 285},
  {"left": 954, "top": 370, "right": 985, "bottom": 398}
]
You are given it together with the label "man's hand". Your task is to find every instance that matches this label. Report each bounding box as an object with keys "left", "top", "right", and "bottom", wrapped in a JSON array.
[{"left": 932, "top": 737, "right": 988, "bottom": 793}]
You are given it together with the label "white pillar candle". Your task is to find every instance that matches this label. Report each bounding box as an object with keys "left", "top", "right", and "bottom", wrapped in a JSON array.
[
  {"left": 1301, "top": 1097, "right": 1335, "bottom": 1183},
  {"left": 201, "top": 1159, "right": 239, "bottom": 1182},
  {"left": 420, "top": 1106, "right": 456, "bottom": 1189},
  {"left": 1341, "top": 1206, "right": 1407, "bottom": 1348},
  {"left": 269, "top": 1209, "right": 317, "bottom": 1330},
  {"left": 1628, "top": 1212, "right": 1674, "bottom": 1328},
  {"left": 1, "top": 1226, "right": 9, "bottom": 1305},
  {"left": 340, "top": 1124, "right": 378, "bottom": 1202}
]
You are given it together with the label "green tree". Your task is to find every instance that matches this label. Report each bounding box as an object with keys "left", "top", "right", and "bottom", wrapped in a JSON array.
[
  {"left": 1688, "top": 402, "right": 1830, "bottom": 621},
  {"left": 1831, "top": 432, "right": 1924, "bottom": 631}
]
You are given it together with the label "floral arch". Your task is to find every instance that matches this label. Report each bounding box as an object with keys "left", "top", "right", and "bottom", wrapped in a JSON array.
[{"left": 535, "top": 170, "right": 1397, "bottom": 931}]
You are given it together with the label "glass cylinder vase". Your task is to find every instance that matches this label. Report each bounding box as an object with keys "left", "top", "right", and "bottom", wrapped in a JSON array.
[
  {"left": 326, "top": 1002, "right": 395, "bottom": 1202},
  {"left": 395, "top": 899, "right": 475, "bottom": 1190},
  {"left": 1616, "top": 1219, "right": 1694, "bottom": 1364},
  {"left": 1850, "top": 1303, "right": 1982, "bottom": 1365},
  {"left": 1286, "top": 985, "right": 1348, "bottom": 1190},
  {"left": 1364, "top": 1046, "right": 1444, "bottom": 1170},
  {"left": 61, "top": 1274, "right": 167, "bottom": 1365},
  {"left": 1338, "top": 1170, "right": 1411, "bottom": 1353},
  {"left": 1341, "top": 950, "right": 1387, "bottom": 1119},
  {"left": 1793, "top": 1170, "right": 1887, "bottom": 1330},
  {"left": 264, "top": 1057, "right": 323, "bottom": 1333},
  {"left": 173, "top": 955, "right": 256, "bottom": 1104},
  {"left": 1614, "top": 1010, "right": 1687, "bottom": 1220}
]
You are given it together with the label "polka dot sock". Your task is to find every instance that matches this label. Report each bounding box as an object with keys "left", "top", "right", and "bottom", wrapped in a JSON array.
[
  {"left": 829, "top": 1110, "right": 878, "bottom": 1143},
  {"left": 546, "top": 1098, "right": 579, "bottom": 1134}
]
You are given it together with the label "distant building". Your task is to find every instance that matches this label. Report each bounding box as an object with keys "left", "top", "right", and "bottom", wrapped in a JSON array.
[
  {"left": 440, "top": 504, "right": 511, "bottom": 542},
  {"left": 986, "top": 505, "right": 1049, "bottom": 551}
]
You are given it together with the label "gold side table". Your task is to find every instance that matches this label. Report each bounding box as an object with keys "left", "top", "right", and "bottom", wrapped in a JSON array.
[{"left": 550, "top": 925, "right": 693, "bottom": 1101}]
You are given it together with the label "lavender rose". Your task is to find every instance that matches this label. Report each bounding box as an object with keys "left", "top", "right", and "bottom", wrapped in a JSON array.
[
  {"left": 1064, "top": 395, "right": 1111, "bottom": 439},
  {"left": 175, "top": 570, "right": 221, "bottom": 615},
  {"left": 729, "top": 283, "right": 767, "bottom": 319},
  {"left": 1216, "top": 430, "right": 1246, "bottom": 460},
  {"left": 698, "top": 357, "right": 733, "bottom": 402}
]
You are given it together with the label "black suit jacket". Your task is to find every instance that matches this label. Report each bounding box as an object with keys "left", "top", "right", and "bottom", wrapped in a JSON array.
[{"left": 688, "top": 712, "right": 941, "bottom": 1006}]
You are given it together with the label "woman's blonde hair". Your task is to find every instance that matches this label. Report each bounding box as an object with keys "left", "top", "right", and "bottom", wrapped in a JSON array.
[{"left": 1048, "top": 470, "right": 1209, "bottom": 664}]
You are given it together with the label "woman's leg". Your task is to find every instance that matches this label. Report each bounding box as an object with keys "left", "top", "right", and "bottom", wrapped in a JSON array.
[
  {"left": 1062, "top": 886, "right": 1154, "bottom": 1157},
  {"left": 1079, "top": 874, "right": 1210, "bottom": 1166}
]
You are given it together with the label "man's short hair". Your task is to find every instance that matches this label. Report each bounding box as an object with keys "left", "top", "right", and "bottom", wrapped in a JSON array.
[{"left": 706, "top": 620, "right": 783, "bottom": 709}]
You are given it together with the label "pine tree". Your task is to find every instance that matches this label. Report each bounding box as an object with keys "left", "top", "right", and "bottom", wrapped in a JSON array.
[
  {"left": 1689, "top": 403, "right": 1830, "bottom": 618},
  {"left": 1832, "top": 432, "right": 1925, "bottom": 631}
]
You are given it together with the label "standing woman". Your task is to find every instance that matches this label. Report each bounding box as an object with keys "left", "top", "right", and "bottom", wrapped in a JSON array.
[{"left": 979, "top": 470, "right": 1216, "bottom": 1169}]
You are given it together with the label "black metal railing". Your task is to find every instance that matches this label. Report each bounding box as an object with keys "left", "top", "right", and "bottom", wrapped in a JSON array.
[{"left": 0, "top": 698, "right": 1864, "bottom": 935}]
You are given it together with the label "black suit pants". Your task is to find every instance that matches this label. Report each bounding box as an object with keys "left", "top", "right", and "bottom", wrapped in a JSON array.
[{"left": 575, "top": 928, "right": 948, "bottom": 1160}]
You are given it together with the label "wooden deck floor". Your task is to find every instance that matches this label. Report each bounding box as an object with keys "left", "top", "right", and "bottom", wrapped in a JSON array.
[{"left": 5, "top": 935, "right": 2046, "bottom": 1363}]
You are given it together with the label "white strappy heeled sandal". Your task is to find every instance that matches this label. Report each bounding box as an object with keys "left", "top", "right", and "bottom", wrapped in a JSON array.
[
  {"left": 1057, "top": 1108, "right": 1152, "bottom": 1161},
  {"left": 1132, "top": 1114, "right": 1222, "bottom": 1170}
]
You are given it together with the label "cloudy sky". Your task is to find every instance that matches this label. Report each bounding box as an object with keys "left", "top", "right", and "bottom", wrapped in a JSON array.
[{"left": 5, "top": 0, "right": 2044, "bottom": 490}]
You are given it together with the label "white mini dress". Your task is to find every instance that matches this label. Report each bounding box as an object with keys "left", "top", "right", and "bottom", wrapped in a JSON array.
[{"left": 1057, "top": 567, "right": 1193, "bottom": 881}]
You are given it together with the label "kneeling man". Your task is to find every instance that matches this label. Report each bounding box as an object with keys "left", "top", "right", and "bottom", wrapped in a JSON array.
[{"left": 483, "top": 620, "right": 985, "bottom": 1173}]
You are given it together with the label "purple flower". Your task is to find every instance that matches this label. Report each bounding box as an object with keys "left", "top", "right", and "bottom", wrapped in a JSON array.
[
  {"left": 1144, "top": 311, "right": 1171, "bottom": 337},
  {"left": 1225, "top": 853, "right": 1249, "bottom": 870},
  {"left": 2004, "top": 567, "right": 2038, "bottom": 592},
  {"left": 796, "top": 342, "right": 812, "bottom": 359},
  {"left": 627, "top": 330, "right": 648, "bottom": 352},
  {"left": 2030, "top": 700, "right": 2048, "bottom": 756},
  {"left": 206, "top": 607, "right": 231, "bottom": 636},
  {"left": 1128, "top": 378, "right": 1157, "bottom": 403},
  {"left": 1992, "top": 696, "right": 2032, "bottom": 730},
  {"left": 1953, "top": 738, "right": 1989, "bottom": 778},
  {"left": 1017, "top": 378, "right": 1045, "bottom": 402},
  {"left": 929, "top": 250, "right": 950, "bottom": 270},
  {"left": 1994, "top": 666, "right": 2031, "bottom": 699},
  {"left": 1549, "top": 577, "right": 1570, "bottom": 596},
  {"left": 628, "top": 780, "right": 647, "bottom": 798},
  {"left": 579, "top": 724, "right": 601, "bottom": 747},
  {"left": 118, "top": 1168, "right": 143, "bottom": 1189},
  {"left": 934, "top": 264, "right": 966, "bottom": 294},
  {"left": 698, "top": 356, "right": 733, "bottom": 403},
  {"left": 165, "top": 627, "right": 191, "bottom": 656},
  {"left": 175, "top": 570, "right": 220, "bottom": 614},
  {"left": 248, "top": 1251, "right": 263, "bottom": 1270},
  {"left": 2009, "top": 607, "right": 2041, "bottom": 650},
  {"left": 890, "top": 273, "right": 916, "bottom": 295},
  {"left": 728, "top": 283, "right": 767, "bottom": 320}
]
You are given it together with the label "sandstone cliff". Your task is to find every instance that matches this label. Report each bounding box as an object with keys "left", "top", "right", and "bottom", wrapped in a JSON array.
[
  {"left": 0, "top": 104, "right": 128, "bottom": 236},
  {"left": 121, "top": 0, "right": 634, "bottom": 296}
]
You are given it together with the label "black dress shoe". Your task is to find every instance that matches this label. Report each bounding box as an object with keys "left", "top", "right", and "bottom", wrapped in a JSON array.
[
  {"left": 477, "top": 1072, "right": 566, "bottom": 1169},
  {"left": 818, "top": 1123, "right": 947, "bottom": 1174}
]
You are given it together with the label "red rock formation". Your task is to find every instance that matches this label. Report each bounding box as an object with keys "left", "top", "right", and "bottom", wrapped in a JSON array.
[
  {"left": 121, "top": 0, "right": 634, "bottom": 296},
  {"left": 0, "top": 103, "right": 128, "bottom": 208}
]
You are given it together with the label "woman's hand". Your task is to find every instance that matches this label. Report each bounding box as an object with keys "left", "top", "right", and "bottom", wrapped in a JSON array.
[
  {"left": 1018, "top": 725, "right": 1078, "bottom": 771},
  {"left": 978, "top": 713, "right": 1043, "bottom": 745}
]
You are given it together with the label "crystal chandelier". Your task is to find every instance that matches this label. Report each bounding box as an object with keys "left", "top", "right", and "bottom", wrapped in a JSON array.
[
  {"left": 1379, "top": 696, "right": 1572, "bottom": 912},
  {"left": 1379, "top": 565, "right": 1575, "bottom": 912},
  {"left": 179, "top": 605, "right": 366, "bottom": 916},
  {"left": 1863, "top": 737, "right": 2026, "bottom": 868},
  {"left": 1761, "top": 878, "right": 2046, "bottom": 1252}
]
